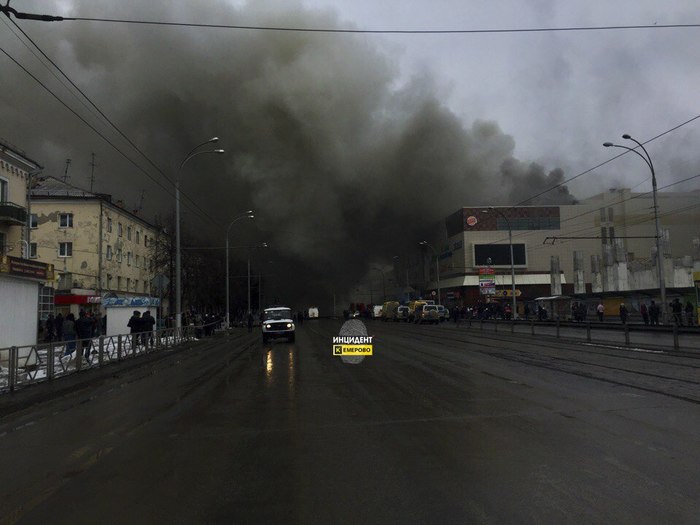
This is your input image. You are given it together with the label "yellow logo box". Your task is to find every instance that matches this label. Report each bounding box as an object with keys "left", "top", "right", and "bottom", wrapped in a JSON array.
[{"left": 333, "top": 344, "right": 373, "bottom": 356}]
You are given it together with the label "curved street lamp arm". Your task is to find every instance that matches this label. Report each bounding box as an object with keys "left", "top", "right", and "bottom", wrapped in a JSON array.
[
  {"left": 604, "top": 143, "right": 653, "bottom": 173},
  {"left": 179, "top": 148, "right": 223, "bottom": 170},
  {"left": 226, "top": 212, "right": 254, "bottom": 235},
  {"left": 623, "top": 135, "right": 656, "bottom": 183}
]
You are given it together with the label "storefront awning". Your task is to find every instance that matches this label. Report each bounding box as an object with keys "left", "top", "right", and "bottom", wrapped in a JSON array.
[{"left": 427, "top": 273, "right": 565, "bottom": 290}]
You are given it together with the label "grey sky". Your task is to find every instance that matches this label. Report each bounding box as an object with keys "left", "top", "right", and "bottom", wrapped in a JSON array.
[
  {"left": 1, "top": 0, "right": 698, "bottom": 303},
  {"left": 297, "top": 0, "right": 700, "bottom": 195}
]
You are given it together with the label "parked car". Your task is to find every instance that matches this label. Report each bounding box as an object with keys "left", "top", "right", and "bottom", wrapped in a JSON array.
[
  {"left": 416, "top": 304, "right": 439, "bottom": 324},
  {"left": 395, "top": 305, "right": 409, "bottom": 322},
  {"left": 437, "top": 305, "right": 448, "bottom": 322}
]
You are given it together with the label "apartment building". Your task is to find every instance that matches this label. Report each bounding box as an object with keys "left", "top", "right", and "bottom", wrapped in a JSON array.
[
  {"left": 0, "top": 140, "right": 54, "bottom": 347},
  {"left": 31, "top": 176, "right": 163, "bottom": 316}
]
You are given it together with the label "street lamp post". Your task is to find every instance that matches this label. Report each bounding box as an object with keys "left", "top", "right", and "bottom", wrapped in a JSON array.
[
  {"left": 604, "top": 134, "right": 666, "bottom": 323},
  {"left": 175, "top": 138, "right": 224, "bottom": 329},
  {"left": 419, "top": 241, "right": 441, "bottom": 305},
  {"left": 482, "top": 208, "right": 517, "bottom": 319},
  {"left": 225, "top": 211, "right": 254, "bottom": 328}
]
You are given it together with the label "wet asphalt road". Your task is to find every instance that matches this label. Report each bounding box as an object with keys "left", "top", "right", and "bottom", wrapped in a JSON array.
[{"left": 1, "top": 319, "right": 699, "bottom": 524}]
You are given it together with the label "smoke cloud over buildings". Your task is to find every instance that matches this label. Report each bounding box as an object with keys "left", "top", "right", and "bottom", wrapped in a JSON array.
[{"left": 2, "top": 0, "right": 578, "bottom": 305}]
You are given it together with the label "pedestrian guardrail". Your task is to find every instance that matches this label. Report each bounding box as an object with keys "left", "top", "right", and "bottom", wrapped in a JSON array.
[
  {"left": 0, "top": 322, "right": 224, "bottom": 394},
  {"left": 458, "top": 318, "right": 700, "bottom": 352}
]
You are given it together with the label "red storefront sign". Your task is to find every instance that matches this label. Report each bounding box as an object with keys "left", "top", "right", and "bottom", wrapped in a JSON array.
[{"left": 55, "top": 295, "right": 101, "bottom": 305}]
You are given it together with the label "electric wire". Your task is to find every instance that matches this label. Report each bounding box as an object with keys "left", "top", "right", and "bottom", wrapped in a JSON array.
[{"left": 3, "top": 19, "right": 223, "bottom": 228}]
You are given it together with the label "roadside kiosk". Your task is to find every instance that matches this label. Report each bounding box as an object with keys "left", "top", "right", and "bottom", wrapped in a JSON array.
[{"left": 102, "top": 296, "right": 160, "bottom": 336}]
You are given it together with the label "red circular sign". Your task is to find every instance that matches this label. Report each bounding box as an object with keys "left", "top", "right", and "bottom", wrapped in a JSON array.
[{"left": 466, "top": 216, "right": 478, "bottom": 227}]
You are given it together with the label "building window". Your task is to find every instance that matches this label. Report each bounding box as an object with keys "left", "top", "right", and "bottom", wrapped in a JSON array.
[
  {"left": 136, "top": 230, "right": 140, "bottom": 244},
  {"left": 607, "top": 207, "right": 614, "bottom": 222},
  {"left": 0, "top": 232, "right": 5, "bottom": 255},
  {"left": 126, "top": 278, "right": 131, "bottom": 291},
  {"left": 117, "top": 248, "right": 122, "bottom": 262},
  {"left": 118, "top": 223, "right": 123, "bottom": 237},
  {"left": 59, "top": 213, "right": 74, "bottom": 228},
  {"left": 0, "top": 178, "right": 8, "bottom": 202},
  {"left": 599, "top": 208, "right": 606, "bottom": 222},
  {"left": 143, "top": 281, "right": 148, "bottom": 293},
  {"left": 127, "top": 252, "right": 132, "bottom": 266},
  {"left": 107, "top": 217, "right": 113, "bottom": 233},
  {"left": 30, "top": 243, "right": 37, "bottom": 258},
  {"left": 117, "top": 276, "right": 122, "bottom": 290},
  {"left": 127, "top": 226, "right": 132, "bottom": 241},
  {"left": 59, "top": 242, "right": 73, "bottom": 257},
  {"left": 144, "top": 235, "right": 148, "bottom": 247},
  {"left": 135, "top": 254, "right": 140, "bottom": 268},
  {"left": 609, "top": 226, "right": 615, "bottom": 241},
  {"left": 106, "top": 245, "right": 113, "bottom": 260},
  {"left": 30, "top": 214, "right": 38, "bottom": 228},
  {"left": 601, "top": 227, "right": 607, "bottom": 245}
]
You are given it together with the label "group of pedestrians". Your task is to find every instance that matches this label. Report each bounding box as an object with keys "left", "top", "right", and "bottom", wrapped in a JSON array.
[
  {"left": 44, "top": 310, "right": 105, "bottom": 361},
  {"left": 127, "top": 310, "right": 156, "bottom": 349}
]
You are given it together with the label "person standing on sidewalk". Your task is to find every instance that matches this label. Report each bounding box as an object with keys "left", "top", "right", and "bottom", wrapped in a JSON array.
[
  {"left": 640, "top": 303, "right": 649, "bottom": 326},
  {"left": 596, "top": 302, "right": 605, "bottom": 322},
  {"left": 75, "top": 310, "right": 94, "bottom": 362},
  {"left": 127, "top": 310, "right": 142, "bottom": 349},
  {"left": 619, "top": 303, "right": 628, "bottom": 324},
  {"left": 685, "top": 301, "right": 695, "bottom": 326},
  {"left": 649, "top": 300, "right": 660, "bottom": 325},
  {"left": 141, "top": 310, "right": 156, "bottom": 348},
  {"left": 62, "top": 313, "right": 76, "bottom": 356}
]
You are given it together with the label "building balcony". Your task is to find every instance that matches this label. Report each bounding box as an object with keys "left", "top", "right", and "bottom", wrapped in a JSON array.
[{"left": 0, "top": 201, "right": 28, "bottom": 226}]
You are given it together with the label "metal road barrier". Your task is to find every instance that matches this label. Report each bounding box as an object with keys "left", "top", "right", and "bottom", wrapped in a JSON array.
[
  {"left": 0, "top": 321, "right": 224, "bottom": 394},
  {"left": 462, "top": 318, "right": 700, "bottom": 352}
]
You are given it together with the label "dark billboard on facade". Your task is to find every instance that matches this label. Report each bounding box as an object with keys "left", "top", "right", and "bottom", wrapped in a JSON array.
[{"left": 473, "top": 243, "right": 527, "bottom": 266}]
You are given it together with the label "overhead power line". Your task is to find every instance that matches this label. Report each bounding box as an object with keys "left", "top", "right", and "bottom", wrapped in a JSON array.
[
  {"left": 2, "top": 5, "right": 700, "bottom": 34},
  {"left": 0, "top": 20, "right": 220, "bottom": 225}
]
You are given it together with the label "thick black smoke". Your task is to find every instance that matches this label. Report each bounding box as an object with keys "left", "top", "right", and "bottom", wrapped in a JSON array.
[{"left": 1, "top": 0, "right": 577, "bottom": 307}]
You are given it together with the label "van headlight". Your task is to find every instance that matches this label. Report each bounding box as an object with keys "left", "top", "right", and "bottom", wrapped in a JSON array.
[
  {"left": 287, "top": 323, "right": 294, "bottom": 328},
  {"left": 265, "top": 324, "right": 272, "bottom": 329}
]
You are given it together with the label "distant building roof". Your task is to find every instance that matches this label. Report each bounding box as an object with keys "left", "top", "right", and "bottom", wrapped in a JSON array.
[
  {"left": 0, "top": 139, "right": 43, "bottom": 171},
  {"left": 31, "top": 176, "right": 108, "bottom": 199}
]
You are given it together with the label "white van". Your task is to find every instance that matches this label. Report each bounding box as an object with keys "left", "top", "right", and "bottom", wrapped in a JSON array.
[{"left": 308, "top": 307, "right": 319, "bottom": 319}]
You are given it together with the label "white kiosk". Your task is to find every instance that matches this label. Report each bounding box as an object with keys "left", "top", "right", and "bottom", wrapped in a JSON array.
[{"left": 102, "top": 296, "right": 161, "bottom": 336}]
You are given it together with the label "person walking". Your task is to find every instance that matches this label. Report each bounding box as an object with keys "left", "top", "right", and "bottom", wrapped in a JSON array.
[
  {"left": 596, "top": 302, "right": 605, "bottom": 322},
  {"left": 55, "top": 313, "right": 64, "bottom": 341},
  {"left": 670, "top": 298, "right": 683, "bottom": 326},
  {"left": 45, "top": 314, "right": 56, "bottom": 342},
  {"left": 127, "top": 310, "right": 142, "bottom": 350},
  {"left": 685, "top": 301, "right": 695, "bottom": 327},
  {"left": 141, "top": 310, "right": 156, "bottom": 347},
  {"left": 640, "top": 303, "right": 649, "bottom": 326},
  {"left": 524, "top": 303, "right": 530, "bottom": 320},
  {"left": 75, "top": 310, "right": 94, "bottom": 362},
  {"left": 619, "top": 303, "right": 628, "bottom": 324},
  {"left": 62, "top": 313, "right": 77, "bottom": 356},
  {"left": 649, "top": 300, "right": 660, "bottom": 326}
]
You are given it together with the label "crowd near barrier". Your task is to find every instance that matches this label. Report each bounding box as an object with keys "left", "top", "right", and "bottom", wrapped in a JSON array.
[{"left": 0, "top": 322, "right": 223, "bottom": 393}]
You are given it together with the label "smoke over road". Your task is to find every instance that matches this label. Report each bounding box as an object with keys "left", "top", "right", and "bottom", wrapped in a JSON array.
[{"left": 2, "top": 0, "right": 577, "bottom": 306}]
